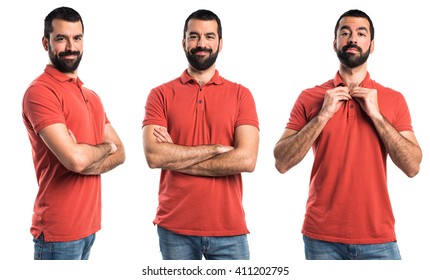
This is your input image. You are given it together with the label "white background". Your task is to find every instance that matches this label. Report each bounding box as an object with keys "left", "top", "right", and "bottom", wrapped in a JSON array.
[{"left": 1, "top": 0, "right": 428, "bottom": 279}]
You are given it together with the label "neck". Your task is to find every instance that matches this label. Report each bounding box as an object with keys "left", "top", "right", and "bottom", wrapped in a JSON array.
[
  {"left": 187, "top": 65, "right": 216, "bottom": 85},
  {"left": 49, "top": 62, "right": 78, "bottom": 79},
  {"left": 338, "top": 63, "right": 367, "bottom": 88}
]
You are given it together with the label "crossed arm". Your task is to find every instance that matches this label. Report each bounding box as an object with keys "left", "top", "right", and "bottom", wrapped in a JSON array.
[
  {"left": 39, "top": 123, "right": 125, "bottom": 175},
  {"left": 142, "top": 124, "right": 259, "bottom": 177}
]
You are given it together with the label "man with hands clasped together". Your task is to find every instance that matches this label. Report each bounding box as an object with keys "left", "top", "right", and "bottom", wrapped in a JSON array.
[{"left": 274, "top": 9, "right": 422, "bottom": 260}]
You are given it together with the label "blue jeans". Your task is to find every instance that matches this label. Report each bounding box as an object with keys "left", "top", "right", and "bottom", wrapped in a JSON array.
[
  {"left": 303, "top": 235, "right": 401, "bottom": 260},
  {"left": 33, "top": 233, "right": 96, "bottom": 260},
  {"left": 157, "top": 226, "right": 250, "bottom": 260}
]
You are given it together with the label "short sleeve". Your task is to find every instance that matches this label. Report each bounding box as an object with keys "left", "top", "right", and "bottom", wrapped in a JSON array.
[
  {"left": 236, "top": 86, "right": 259, "bottom": 130},
  {"left": 23, "top": 84, "right": 66, "bottom": 134},
  {"left": 142, "top": 86, "right": 168, "bottom": 128}
]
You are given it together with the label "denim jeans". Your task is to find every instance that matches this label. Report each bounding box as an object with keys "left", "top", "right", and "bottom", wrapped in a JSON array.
[
  {"left": 33, "top": 233, "right": 96, "bottom": 260},
  {"left": 157, "top": 226, "right": 250, "bottom": 260},
  {"left": 303, "top": 235, "right": 401, "bottom": 260}
]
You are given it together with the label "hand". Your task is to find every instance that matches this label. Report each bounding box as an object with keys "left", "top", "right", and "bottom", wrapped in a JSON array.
[
  {"left": 349, "top": 86, "right": 380, "bottom": 118},
  {"left": 216, "top": 144, "right": 234, "bottom": 154},
  {"left": 153, "top": 126, "right": 233, "bottom": 155},
  {"left": 153, "top": 126, "right": 173, "bottom": 143},
  {"left": 108, "top": 141, "right": 118, "bottom": 154},
  {"left": 319, "top": 86, "right": 352, "bottom": 119},
  {"left": 70, "top": 128, "right": 117, "bottom": 154}
]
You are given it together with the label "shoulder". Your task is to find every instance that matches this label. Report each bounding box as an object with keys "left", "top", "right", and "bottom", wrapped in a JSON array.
[
  {"left": 372, "top": 80, "right": 400, "bottom": 93},
  {"left": 217, "top": 75, "right": 253, "bottom": 96},
  {"left": 151, "top": 76, "right": 183, "bottom": 93},
  {"left": 370, "top": 80, "right": 405, "bottom": 101},
  {"left": 24, "top": 74, "right": 58, "bottom": 102},
  {"left": 300, "top": 79, "right": 334, "bottom": 98}
]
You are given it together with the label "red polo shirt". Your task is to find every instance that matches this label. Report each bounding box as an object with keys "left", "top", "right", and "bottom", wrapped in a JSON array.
[
  {"left": 143, "top": 70, "right": 259, "bottom": 236},
  {"left": 22, "top": 65, "right": 108, "bottom": 242},
  {"left": 287, "top": 72, "right": 413, "bottom": 244}
]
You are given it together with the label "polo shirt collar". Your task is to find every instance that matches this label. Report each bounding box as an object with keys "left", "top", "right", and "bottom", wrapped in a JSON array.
[
  {"left": 180, "top": 69, "right": 224, "bottom": 85},
  {"left": 333, "top": 71, "right": 371, "bottom": 88},
  {"left": 44, "top": 65, "right": 84, "bottom": 86}
]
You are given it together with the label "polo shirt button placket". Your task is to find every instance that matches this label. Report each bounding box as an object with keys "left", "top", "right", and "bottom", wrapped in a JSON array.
[
  {"left": 347, "top": 101, "right": 356, "bottom": 119},
  {"left": 197, "top": 87, "right": 204, "bottom": 113}
]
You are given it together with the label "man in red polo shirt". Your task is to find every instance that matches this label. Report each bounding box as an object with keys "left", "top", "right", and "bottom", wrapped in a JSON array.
[
  {"left": 274, "top": 9, "right": 422, "bottom": 260},
  {"left": 22, "top": 7, "right": 125, "bottom": 260},
  {"left": 142, "top": 9, "right": 259, "bottom": 260}
]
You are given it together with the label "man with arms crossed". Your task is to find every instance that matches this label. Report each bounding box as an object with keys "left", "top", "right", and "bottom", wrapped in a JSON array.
[
  {"left": 274, "top": 9, "right": 422, "bottom": 260},
  {"left": 142, "top": 9, "right": 259, "bottom": 260},
  {"left": 22, "top": 7, "right": 125, "bottom": 260}
]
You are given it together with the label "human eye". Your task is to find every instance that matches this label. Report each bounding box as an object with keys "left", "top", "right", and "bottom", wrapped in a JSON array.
[
  {"left": 54, "top": 35, "right": 65, "bottom": 41},
  {"left": 340, "top": 31, "right": 350, "bottom": 37},
  {"left": 188, "top": 33, "right": 198, "bottom": 40}
]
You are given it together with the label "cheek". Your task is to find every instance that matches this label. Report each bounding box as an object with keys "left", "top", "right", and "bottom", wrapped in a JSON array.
[
  {"left": 75, "top": 41, "right": 84, "bottom": 50},
  {"left": 48, "top": 42, "right": 62, "bottom": 54},
  {"left": 334, "top": 40, "right": 343, "bottom": 51}
]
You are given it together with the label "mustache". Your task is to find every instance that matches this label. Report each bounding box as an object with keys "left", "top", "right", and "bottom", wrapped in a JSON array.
[
  {"left": 342, "top": 44, "right": 362, "bottom": 53},
  {"left": 58, "top": 51, "right": 81, "bottom": 57},
  {"left": 190, "top": 47, "right": 212, "bottom": 54}
]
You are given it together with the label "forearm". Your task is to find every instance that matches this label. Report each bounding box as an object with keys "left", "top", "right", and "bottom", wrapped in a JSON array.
[
  {"left": 143, "top": 125, "right": 231, "bottom": 170},
  {"left": 38, "top": 123, "right": 124, "bottom": 175},
  {"left": 145, "top": 142, "right": 227, "bottom": 170},
  {"left": 177, "top": 147, "right": 257, "bottom": 177},
  {"left": 74, "top": 142, "right": 116, "bottom": 174},
  {"left": 371, "top": 114, "right": 422, "bottom": 177},
  {"left": 274, "top": 114, "right": 329, "bottom": 173},
  {"left": 80, "top": 143, "right": 125, "bottom": 175}
]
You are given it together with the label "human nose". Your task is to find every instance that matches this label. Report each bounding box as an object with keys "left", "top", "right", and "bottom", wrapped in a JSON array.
[
  {"left": 197, "top": 37, "right": 207, "bottom": 48},
  {"left": 348, "top": 32, "right": 358, "bottom": 44},
  {"left": 65, "top": 38, "right": 77, "bottom": 51}
]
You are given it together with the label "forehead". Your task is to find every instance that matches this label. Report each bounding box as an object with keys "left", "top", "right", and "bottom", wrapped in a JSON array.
[
  {"left": 338, "top": 16, "right": 370, "bottom": 31},
  {"left": 50, "top": 19, "right": 83, "bottom": 35},
  {"left": 186, "top": 19, "right": 218, "bottom": 34}
]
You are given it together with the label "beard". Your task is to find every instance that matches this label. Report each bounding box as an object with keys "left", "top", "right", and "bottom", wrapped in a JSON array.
[
  {"left": 336, "top": 43, "right": 370, "bottom": 68},
  {"left": 48, "top": 44, "right": 83, "bottom": 73},
  {"left": 185, "top": 46, "right": 219, "bottom": 71}
]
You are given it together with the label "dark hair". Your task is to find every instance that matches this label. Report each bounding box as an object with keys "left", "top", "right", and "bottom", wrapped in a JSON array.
[
  {"left": 183, "top": 9, "right": 222, "bottom": 40},
  {"left": 334, "top": 9, "right": 374, "bottom": 40},
  {"left": 44, "top": 7, "right": 84, "bottom": 39}
]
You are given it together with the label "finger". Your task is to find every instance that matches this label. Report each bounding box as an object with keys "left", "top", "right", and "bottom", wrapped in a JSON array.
[
  {"left": 331, "top": 93, "right": 351, "bottom": 101},
  {"left": 155, "top": 127, "right": 173, "bottom": 143},
  {"left": 334, "top": 86, "right": 349, "bottom": 91},
  {"left": 153, "top": 129, "right": 168, "bottom": 139},
  {"left": 164, "top": 133, "right": 173, "bottom": 142},
  {"left": 154, "top": 134, "right": 168, "bottom": 143}
]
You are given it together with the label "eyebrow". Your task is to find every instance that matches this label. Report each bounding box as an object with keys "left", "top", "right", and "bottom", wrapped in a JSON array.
[
  {"left": 340, "top": 25, "right": 369, "bottom": 33},
  {"left": 54, "top": 33, "right": 83, "bottom": 39},
  {"left": 188, "top": 31, "right": 217, "bottom": 37}
]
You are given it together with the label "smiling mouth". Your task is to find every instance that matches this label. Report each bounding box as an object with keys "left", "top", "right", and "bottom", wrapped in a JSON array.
[{"left": 59, "top": 51, "right": 80, "bottom": 57}]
